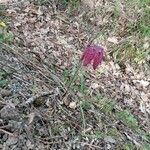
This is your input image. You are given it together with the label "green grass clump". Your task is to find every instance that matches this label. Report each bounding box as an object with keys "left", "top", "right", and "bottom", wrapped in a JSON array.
[
  {"left": 95, "top": 96, "right": 115, "bottom": 114},
  {"left": 0, "top": 31, "right": 13, "bottom": 43},
  {"left": 137, "top": 8, "right": 150, "bottom": 37},
  {"left": 138, "top": 0, "right": 150, "bottom": 7},
  {"left": 112, "top": 42, "right": 148, "bottom": 64},
  {"left": 0, "top": 20, "right": 14, "bottom": 44},
  {"left": 109, "top": 0, "right": 150, "bottom": 65},
  {"left": 115, "top": 110, "right": 138, "bottom": 129}
]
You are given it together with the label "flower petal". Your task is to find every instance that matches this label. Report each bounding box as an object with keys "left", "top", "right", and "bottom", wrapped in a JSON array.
[
  {"left": 82, "top": 48, "right": 94, "bottom": 66},
  {"left": 81, "top": 44, "right": 104, "bottom": 70},
  {"left": 93, "top": 51, "right": 103, "bottom": 70}
]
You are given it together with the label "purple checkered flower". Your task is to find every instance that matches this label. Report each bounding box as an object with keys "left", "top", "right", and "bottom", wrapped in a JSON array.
[{"left": 81, "top": 45, "right": 104, "bottom": 70}]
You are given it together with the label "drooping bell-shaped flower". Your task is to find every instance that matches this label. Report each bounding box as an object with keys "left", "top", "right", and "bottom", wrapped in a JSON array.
[{"left": 81, "top": 45, "right": 103, "bottom": 70}]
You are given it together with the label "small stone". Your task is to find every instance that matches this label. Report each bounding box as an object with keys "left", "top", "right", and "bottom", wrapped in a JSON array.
[
  {"left": 107, "top": 143, "right": 112, "bottom": 149},
  {"left": 69, "top": 102, "right": 77, "bottom": 109},
  {"left": 104, "top": 136, "right": 116, "bottom": 143}
]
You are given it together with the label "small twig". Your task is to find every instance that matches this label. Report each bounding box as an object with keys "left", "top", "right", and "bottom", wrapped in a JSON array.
[
  {"left": 0, "top": 125, "right": 10, "bottom": 129},
  {"left": 56, "top": 15, "right": 70, "bottom": 25},
  {"left": 26, "top": 91, "right": 53, "bottom": 104},
  {"left": 0, "top": 128, "right": 17, "bottom": 137},
  {"left": 124, "top": 132, "right": 141, "bottom": 147}
]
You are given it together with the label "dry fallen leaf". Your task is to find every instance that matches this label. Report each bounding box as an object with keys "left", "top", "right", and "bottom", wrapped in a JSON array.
[
  {"left": 141, "top": 92, "right": 149, "bottom": 102},
  {"left": 107, "top": 37, "right": 118, "bottom": 44},
  {"left": 139, "top": 80, "right": 149, "bottom": 87},
  {"left": 143, "top": 42, "right": 149, "bottom": 49},
  {"left": 0, "top": 89, "right": 12, "bottom": 97},
  {"left": 28, "top": 112, "right": 35, "bottom": 124}
]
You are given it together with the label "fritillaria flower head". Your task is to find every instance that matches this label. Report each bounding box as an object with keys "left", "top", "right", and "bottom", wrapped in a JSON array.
[{"left": 81, "top": 44, "right": 104, "bottom": 70}]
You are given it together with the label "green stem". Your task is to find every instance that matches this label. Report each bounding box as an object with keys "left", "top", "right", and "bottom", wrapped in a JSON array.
[
  {"left": 67, "top": 61, "right": 82, "bottom": 88},
  {"left": 63, "top": 61, "right": 82, "bottom": 97}
]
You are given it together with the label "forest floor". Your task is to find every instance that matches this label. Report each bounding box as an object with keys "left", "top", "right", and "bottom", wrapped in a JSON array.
[{"left": 0, "top": 0, "right": 150, "bottom": 149}]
